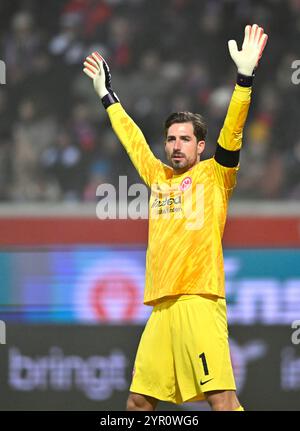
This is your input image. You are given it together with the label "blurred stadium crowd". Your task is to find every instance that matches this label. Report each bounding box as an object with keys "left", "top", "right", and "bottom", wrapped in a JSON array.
[{"left": 0, "top": 0, "right": 299, "bottom": 202}]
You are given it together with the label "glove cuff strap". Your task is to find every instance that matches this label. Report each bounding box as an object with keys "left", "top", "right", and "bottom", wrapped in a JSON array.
[
  {"left": 237, "top": 72, "right": 254, "bottom": 87},
  {"left": 102, "top": 91, "right": 120, "bottom": 109}
]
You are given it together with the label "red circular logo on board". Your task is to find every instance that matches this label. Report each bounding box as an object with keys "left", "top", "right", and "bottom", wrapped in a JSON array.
[
  {"left": 90, "top": 272, "right": 138, "bottom": 321},
  {"left": 180, "top": 176, "right": 192, "bottom": 191}
]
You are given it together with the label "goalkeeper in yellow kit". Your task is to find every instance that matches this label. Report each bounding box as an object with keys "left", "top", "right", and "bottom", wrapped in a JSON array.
[{"left": 84, "top": 24, "right": 268, "bottom": 411}]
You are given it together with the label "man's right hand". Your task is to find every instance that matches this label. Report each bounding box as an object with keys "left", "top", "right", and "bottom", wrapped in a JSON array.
[{"left": 83, "top": 52, "right": 119, "bottom": 108}]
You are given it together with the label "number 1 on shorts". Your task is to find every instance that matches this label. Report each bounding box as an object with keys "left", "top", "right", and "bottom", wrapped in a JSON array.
[{"left": 199, "top": 352, "right": 209, "bottom": 376}]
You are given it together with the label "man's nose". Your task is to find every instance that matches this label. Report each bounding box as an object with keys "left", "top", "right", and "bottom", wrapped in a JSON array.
[{"left": 174, "top": 139, "right": 182, "bottom": 151}]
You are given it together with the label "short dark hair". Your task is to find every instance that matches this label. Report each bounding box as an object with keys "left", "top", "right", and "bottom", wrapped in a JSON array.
[{"left": 164, "top": 112, "right": 207, "bottom": 142}]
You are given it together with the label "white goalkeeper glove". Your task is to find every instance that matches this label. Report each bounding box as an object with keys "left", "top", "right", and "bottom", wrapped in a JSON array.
[
  {"left": 228, "top": 24, "right": 268, "bottom": 77},
  {"left": 83, "top": 52, "right": 119, "bottom": 108}
]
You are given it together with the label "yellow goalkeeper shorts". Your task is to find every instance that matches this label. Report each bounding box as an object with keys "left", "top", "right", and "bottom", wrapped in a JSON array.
[{"left": 130, "top": 294, "right": 236, "bottom": 404}]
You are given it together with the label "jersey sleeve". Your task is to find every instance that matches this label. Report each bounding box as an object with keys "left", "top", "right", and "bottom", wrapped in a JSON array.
[
  {"left": 106, "top": 102, "right": 162, "bottom": 186},
  {"left": 213, "top": 84, "right": 252, "bottom": 190}
]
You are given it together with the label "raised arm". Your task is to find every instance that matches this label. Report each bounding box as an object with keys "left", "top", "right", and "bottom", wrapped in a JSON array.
[
  {"left": 83, "top": 52, "right": 161, "bottom": 187},
  {"left": 213, "top": 24, "right": 268, "bottom": 190}
]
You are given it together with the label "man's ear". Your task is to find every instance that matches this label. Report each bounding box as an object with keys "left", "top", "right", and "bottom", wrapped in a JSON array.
[{"left": 197, "top": 140, "right": 205, "bottom": 155}]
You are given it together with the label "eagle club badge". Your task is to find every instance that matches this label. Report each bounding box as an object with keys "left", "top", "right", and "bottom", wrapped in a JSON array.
[{"left": 180, "top": 176, "right": 192, "bottom": 191}]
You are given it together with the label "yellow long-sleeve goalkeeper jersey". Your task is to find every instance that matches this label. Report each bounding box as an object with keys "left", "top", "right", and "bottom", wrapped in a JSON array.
[{"left": 107, "top": 84, "right": 251, "bottom": 305}]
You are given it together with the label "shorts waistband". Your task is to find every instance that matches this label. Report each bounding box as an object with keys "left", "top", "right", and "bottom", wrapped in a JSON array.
[{"left": 153, "top": 293, "right": 218, "bottom": 309}]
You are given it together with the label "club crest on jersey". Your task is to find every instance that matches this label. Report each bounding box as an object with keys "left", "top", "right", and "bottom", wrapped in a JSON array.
[{"left": 180, "top": 176, "right": 192, "bottom": 191}]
